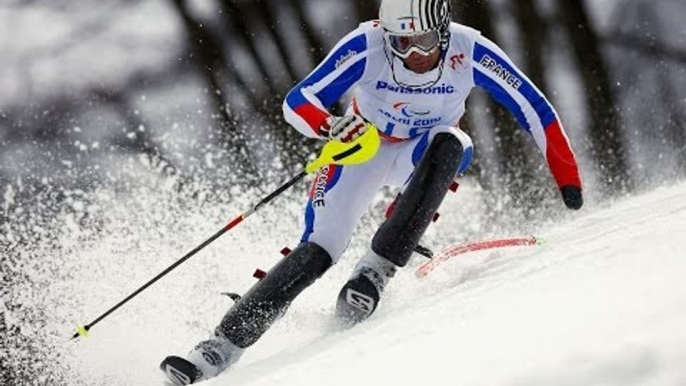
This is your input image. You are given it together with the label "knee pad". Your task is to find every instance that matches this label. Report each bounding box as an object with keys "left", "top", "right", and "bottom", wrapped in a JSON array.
[
  {"left": 217, "top": 242, "right": 332, "bottom": 348},
  {"left": 372, "top": 133, "right": 463, "bottom": 267}
]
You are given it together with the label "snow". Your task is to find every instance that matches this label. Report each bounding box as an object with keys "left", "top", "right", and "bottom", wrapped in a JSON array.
[
  {"left": 200, "top": 183, "right": 686, "bottom": 386},
  {"left": 40, "top": 181, "right": 684, "bottom": 386}
]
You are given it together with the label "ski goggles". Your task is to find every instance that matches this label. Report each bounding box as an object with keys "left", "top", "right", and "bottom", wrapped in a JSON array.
[{"left": 386, "top": 30, "right": 440, "bottom": 58}]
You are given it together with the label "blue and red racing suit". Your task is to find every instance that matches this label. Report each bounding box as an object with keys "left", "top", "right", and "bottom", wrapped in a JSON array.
[{"left": 283, "top": 21, "right": 582, "bottom": 261}]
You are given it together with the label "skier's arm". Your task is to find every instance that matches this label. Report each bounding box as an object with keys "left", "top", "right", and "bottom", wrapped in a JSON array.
[
  {"left": 283, "top": 29, "right": 369, "bottom": 140},
  {"left": 471, "top": 36, "right": 582, "bottom": 200}
]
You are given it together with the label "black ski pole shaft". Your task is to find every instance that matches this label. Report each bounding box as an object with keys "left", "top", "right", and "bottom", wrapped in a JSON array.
[
  {"left": 72, "top": 170, "right": 308, "bottom": 340},
  {"left": 414, "top": 244, "right": 434, "bottom": 259}
]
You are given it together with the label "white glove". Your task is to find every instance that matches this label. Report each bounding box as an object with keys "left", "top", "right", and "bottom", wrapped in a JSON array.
[{"left": 320, "top": 115, "right": 368, "bottom": 143}]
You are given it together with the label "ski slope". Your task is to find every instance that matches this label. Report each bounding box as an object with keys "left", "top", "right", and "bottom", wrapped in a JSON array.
[
  {"left": 11, "top": 181, "right": 686, "bottom": 386},
  {"left": 197, "top": 183, "right": 686, "bottom": 386}
]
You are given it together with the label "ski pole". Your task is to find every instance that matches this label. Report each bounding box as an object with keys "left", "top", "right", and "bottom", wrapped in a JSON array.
[
  {"left": 70, "top": 171, "right": 306, "bottom": 341},
  {"left": 71, "top": 125, "right": 381, "bottom": 341}
]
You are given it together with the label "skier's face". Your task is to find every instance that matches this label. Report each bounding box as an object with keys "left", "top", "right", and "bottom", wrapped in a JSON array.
[{"left": 402, "top": 48, "right": 441, "bottom": 74}]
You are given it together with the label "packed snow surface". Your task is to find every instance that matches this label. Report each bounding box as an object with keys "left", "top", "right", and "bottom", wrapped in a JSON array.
[
  {"left": 204, "top": 184, "right": 686, "bottom": 386},
  {"left": 11, "top": 181, "right": 686, "bottom": 386}
]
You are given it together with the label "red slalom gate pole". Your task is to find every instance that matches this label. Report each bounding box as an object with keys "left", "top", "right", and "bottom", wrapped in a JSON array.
[
  {"left": 71, "top": 170, "right": 308, "bottom": 341},
  {"left": 416, "top": 236, "right": 543, "bottom": 278}
]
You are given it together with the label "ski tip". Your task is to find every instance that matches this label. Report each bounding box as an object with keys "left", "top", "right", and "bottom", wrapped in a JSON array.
[{"left": 533, "top": 235, "right": 547, "bottom": 245}]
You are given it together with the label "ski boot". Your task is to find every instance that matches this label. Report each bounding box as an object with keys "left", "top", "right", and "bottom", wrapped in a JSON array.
[
  {"left": 336, "top": 249, "right": 397, "bottom": 324},
  {"left": 160, "top": 333, "right": 244, "bottom": 385}
]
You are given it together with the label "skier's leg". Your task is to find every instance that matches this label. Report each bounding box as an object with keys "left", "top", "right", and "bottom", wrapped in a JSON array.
[
  {"left": 216, "top": 242, "right": 332, "bottom": 347},
  {"left": 214, "top": 149, "right": 394, "bottom": 342},
  {"left": 215, "top": 147, "right": 395, "bottom": 342},
  {"left": 300, "top": 150, "right": 394, "bottom": 260},
  {"left": 374, "top": 128, "right": 472, "bottom": 267},
  {"left": 161, "top": 144, "right": 397, "bottom": 384},
  {"left": 161, "top": 243, "right": 332, "bottom": 385},
  {"left": 336, "top": 127, "right": 473, "bottom": 324}
]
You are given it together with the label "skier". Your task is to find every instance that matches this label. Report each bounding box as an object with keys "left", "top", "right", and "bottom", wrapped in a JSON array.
[{"left": 161, "top": 0, "right": 583, "bottom": 384}]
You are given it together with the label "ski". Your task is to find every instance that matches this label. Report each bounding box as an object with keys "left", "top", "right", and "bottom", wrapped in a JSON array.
[{"left": 416, "top": 236, "right": 542, "bottom": 278}]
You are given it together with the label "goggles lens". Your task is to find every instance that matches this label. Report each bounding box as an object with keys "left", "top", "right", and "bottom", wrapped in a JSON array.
[{"left": 387, "top": 30, "right": 440, "bottom": 57}]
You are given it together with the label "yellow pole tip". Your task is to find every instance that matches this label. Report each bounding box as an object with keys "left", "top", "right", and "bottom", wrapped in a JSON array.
[{"left": 76, "top": 325, "right": 89, "bottom": 338}]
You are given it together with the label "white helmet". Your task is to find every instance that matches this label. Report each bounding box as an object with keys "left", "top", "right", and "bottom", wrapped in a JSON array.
[{"left": 379, "top": 0, "right": 452, "bottom": 58}]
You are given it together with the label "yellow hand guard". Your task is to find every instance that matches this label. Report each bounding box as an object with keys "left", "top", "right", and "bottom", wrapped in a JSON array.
[{"left": 306, "top": 123, "right": 381, "bottom": 174}]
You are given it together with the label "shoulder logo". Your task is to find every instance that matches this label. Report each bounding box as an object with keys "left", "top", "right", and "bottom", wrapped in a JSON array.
[
  {"left": 479, "top": 54, "right": 523, "bottom": 90},
  {"left": 336, "top": 50, "right": 358, "bottom": 69},
  {"left": 450, "top": 53, "right": 467, "bottom": 71}
]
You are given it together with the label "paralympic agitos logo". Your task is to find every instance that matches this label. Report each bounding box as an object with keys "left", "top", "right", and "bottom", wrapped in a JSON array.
[
  {"left": 379, "top": 102, "right": 441, "bottom": 127},
  {"left": 393, "top": 102, "right": 430, "bottom": 117}
]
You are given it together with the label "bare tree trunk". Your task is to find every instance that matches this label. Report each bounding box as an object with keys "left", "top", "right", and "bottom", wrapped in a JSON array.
[
  {"left": 353, "top": 0, "right": 380, "bottom": 22},
  {"left": 637, "top": 4, "right": 686, "bottom": 173},
  {"left": 220, "top": 0, "right": 317, "bottom": 170},
  {"left": 513, "top": 0, "right": 549, "bottom": 92},
  {"left": 658, "top": 70, "right": 686, "bottom": 171},
  {"left": 286, "top": 0, "right": 327, "bottom": 65},
  {"left": 251, "top": 0, "right": 314, "bottom": 169},
  {"left": 608, "top": 33, "right": 686, "bottom": 64},
  {"left": 255, "top": 0, "right": 299, "bottom": 86},
  {"left": 169, "top": 0, "right": 256, "bottom": 179},
  {"left": 558, "top": 0, "right": 633, "bottom": 193},
  {"left": 220, "top": 0, "right": 280, "bottom": 98}
]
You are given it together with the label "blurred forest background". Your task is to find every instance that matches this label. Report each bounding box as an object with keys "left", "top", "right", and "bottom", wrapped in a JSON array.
[
  {"left": 1, "top": 0, "right": 685, "bottom": 384},
  {"left": 2, "top": 0, "right": 686, "bottom": 216}
]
